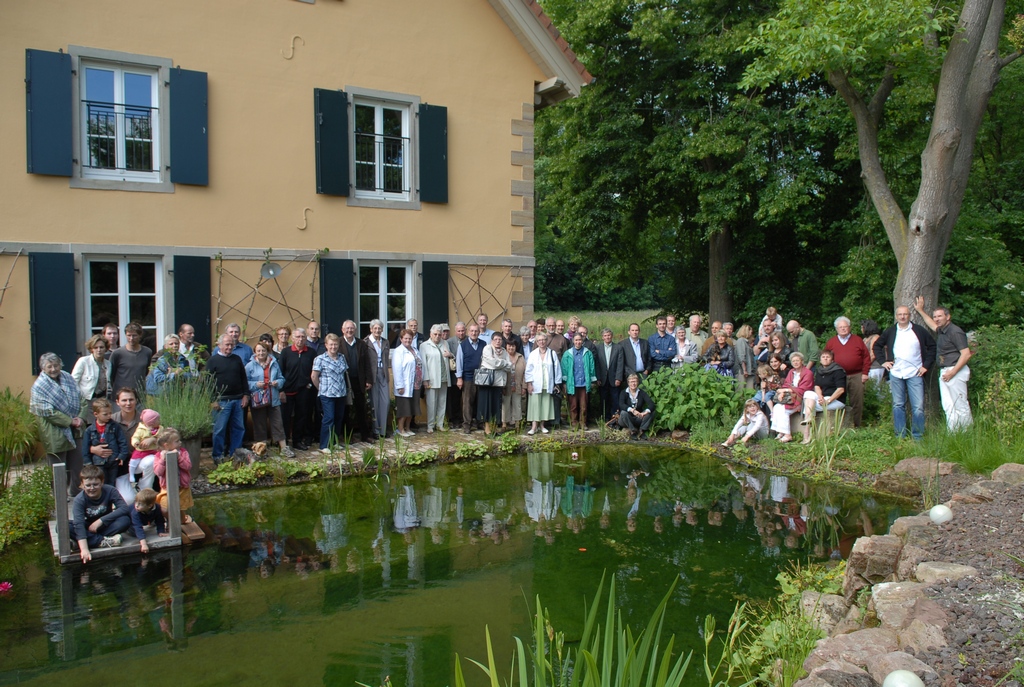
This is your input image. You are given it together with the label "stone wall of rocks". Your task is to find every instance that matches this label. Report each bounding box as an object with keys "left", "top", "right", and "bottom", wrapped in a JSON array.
[{"left": 792, "top": 460, "right": 1024, "bottom": 687}]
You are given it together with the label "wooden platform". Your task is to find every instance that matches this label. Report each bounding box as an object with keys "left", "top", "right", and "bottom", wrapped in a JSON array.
[{"left": 50, "top": 452, "right": 203, "bottom": 565}]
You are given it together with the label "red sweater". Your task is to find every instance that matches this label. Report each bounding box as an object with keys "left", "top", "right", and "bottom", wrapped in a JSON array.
[{"left": 825, "top": 335, "right": 870, "bottom": 376}]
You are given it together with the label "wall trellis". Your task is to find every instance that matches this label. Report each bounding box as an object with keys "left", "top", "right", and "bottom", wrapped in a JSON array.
[
  {"left": 213, "top": 250, "right": 323, "bottom": 338},
  {"left": 448, "top": 265, "right": 524, "bottom": 324}
]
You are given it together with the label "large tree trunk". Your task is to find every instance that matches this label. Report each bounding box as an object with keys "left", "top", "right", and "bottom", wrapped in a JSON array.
[
  {"left": 708, "top": 225, "right": 732, "bottom": 323},
  {"left": 897, "top": 0, "right": 1009, "bottom": 310},
  {"left": 829, "top": 0, "right": 1016, "bottom": 317}
]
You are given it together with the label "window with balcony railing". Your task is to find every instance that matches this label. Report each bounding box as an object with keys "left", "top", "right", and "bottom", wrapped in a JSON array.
[
  {"left": 80, "top": 64, "right": 161, "bottom": 182},
  {"left": 354, "top": 101, "right": 410, "bottom": 199}
]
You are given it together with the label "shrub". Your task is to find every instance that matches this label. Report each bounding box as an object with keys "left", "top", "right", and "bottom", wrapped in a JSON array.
[
  {"left": 641, "top": 364, "right": 745, "bottom": 433},
  {"left": 967, "top": 325, "right": 1024, "bottom": 407},
  {"left": 0, "top": 467, "right": 53, "bottom": 552},
  {"left": 144, "top": 373, "right": 219, "bottom": 440},
  {"left": 0, "top": 389, "right": 39, "bottom": 496}
]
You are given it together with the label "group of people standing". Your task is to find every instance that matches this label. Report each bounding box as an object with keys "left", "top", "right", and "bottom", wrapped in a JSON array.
[{"left": 31, "top": 297, "right": 974, "bottom": 487}]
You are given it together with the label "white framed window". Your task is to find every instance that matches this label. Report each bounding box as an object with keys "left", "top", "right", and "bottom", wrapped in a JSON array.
[
  {"left": 358, "top": 263, "right": 412, "bottom": 338},
  {"left": 86, "top": 258, "right": 164, "bottom": 347},
  {"left": 347, "top": 87, "right": 420, "bottom": 210},
  {"left": 69, "top": 47, "right": 173, "bottom": 193}
]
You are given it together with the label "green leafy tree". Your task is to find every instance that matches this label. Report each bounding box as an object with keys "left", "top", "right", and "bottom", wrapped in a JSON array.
[
  {"left": 536, "top": 0, "right": 867, "bottom": 324},
  {"left": 742, "top": 0, "right": 1024, "bottom": 311}
]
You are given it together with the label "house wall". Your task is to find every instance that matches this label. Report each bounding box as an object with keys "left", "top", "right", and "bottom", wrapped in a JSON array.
[{"left": 0, "top": 0, "right": 543, "bottom": 393}]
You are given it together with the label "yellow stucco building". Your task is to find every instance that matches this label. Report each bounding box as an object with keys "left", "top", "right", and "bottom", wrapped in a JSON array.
[{"left": 0, "top": 0, "right": 590, "bottom": 391}]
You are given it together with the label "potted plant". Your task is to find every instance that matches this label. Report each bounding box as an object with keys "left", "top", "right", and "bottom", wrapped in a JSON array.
[
  {"left": 144, "top": 373, "right": 219, "bottom": 481},
  {"left": 0, "top": 389, "right": 40, "bottom": 495}
]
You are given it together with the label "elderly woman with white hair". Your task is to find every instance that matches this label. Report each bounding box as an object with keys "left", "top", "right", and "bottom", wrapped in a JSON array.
[
  {"left": 420, "top": 324, "right": 451, "bottom": 433},
  {"left": 524, "top": 332, "right": 563, "bottom": 435},
  {"left": 364, "top": 318, "right": 391, "bottom": 438},
  {"left": 146, "top": 334, "right": 193, "bottom": 394},
  {"left": 31, "top": 352, "right": 87, "bottom": 494},
  {"left": 769, "top": 351, "right": 816, "bottom": 443}
]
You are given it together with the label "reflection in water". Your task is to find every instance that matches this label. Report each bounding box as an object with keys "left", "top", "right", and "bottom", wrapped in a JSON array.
[{"left": 0, "top": 446, "right": 908, "bottom": 687}]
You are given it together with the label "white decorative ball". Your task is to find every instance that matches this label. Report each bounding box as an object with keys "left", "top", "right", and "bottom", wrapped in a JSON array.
[
  {"left": 929, "top": 504, "right": 953, "bottom": 525},
  {"left": 883, "top": 670, "right": 925, "bottom": 687}
]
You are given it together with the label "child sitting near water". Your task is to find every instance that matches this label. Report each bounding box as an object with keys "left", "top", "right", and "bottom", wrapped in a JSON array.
[
  {"left": 130, "top": 488, "right": 168, "bottom": 554},
  {"left": 70, "top": 464, "right": 131, "bottom": 564},
  {"left": 153, "top": 427, "right": 193, "bottom": 527},
  {"left": 130, "top": 409, "right": 161, "bottom": 490},
  {"left": 722, "top": 399, "right": 769, "bottom": 448},
  {"left": 82, "top": 398, "right": 130, "bottom": 488}
]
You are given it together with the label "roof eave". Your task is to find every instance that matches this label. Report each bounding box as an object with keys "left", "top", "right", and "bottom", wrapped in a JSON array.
[{"left": 487, "top": 0, "right": 593, "bottom": 109}]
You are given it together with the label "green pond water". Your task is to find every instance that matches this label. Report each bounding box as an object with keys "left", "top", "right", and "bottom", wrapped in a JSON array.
[{"left": 0, "top": 445, "right": 910, "bottom": 687}]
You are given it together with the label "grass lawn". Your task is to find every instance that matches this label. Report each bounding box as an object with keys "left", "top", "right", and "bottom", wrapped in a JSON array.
[{"left": 540, "top": 310, "right": 660, "bottom": 339}]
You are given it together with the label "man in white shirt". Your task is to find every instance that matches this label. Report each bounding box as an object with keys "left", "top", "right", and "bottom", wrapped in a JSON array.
[{"left": 872, "top": 306, "right": 936, "bottom": 440}]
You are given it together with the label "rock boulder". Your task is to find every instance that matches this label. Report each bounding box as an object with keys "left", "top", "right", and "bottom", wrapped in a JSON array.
[
  {"left": 863, "top": 651, "right": 938, "bottom": 684},
  {"left": 844, "top": 535, "right": 903, "bottom": 601},
  {"left": 915, "top": 561, "right": 978, "bottom": 585},
  {"left": 991, "top": 463, "right": 1024, "bottom": 485},
  {"left": 893, "top": 458, "right": 960, "bottom": 479}
]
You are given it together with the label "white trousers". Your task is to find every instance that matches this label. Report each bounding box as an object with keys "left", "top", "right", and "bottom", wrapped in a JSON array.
[
  {"left": 424, "top": 387, "right": 447, "bottom": 431},
  {"left": 939, "top": 365, "right": 972, "bottom": 431}
]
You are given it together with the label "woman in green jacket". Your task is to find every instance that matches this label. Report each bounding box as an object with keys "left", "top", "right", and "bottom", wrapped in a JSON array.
[{"left": 560, "top": 334, "right": 597, "bottom": 430}]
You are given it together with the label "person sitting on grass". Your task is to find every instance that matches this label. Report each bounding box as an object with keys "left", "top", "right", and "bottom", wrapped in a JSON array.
[
  {"left": 723, "top": 399, "right": 769, "bottom": 448},
  {"left": 82, "top": 398, "right": 130, "bottom": 488},
  {"left": 130, "top": 488, "right": 168, "bottom": 554},
  {"left": 618, "top": 374, "right": 655, "bottom": 439},
  {"left": 153, "top": 427, "right": 194, "bottom": 530},
  {"left": 70, "top": 464, "right": 131, "bottom": 563}
]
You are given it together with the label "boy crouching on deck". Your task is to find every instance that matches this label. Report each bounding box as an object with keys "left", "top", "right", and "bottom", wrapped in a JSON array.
[{"left": 70, "top": 464, "right": 131, "bottom": 563}]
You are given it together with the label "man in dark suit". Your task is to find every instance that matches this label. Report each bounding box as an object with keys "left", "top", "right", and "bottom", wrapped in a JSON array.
[
  {"left": 340, "top": 320, "right": 376, "bottom": 442},
  {"left": 618, "top": 323, "right": 651, "bottom": 379},
  {"left": 593, "top": 328, "right": 624, "bottom": 421},
  {"left": 390, "top": 318, "right": 427, "bottom": 350}
]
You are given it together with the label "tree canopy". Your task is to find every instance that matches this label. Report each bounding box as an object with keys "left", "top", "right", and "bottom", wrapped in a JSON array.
[{"left": 534, "top": 0, "right": 1024, "bottom": 332}]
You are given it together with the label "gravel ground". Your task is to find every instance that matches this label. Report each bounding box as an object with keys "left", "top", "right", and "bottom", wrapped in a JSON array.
[{"left": 915, "top": 478, "right": 1024, "bottom": 687}]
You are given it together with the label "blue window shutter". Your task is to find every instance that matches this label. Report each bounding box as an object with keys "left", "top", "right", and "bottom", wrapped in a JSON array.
[
  {"left": 170, "top": 68, "right": 209, "bottom": 186},
  {"left": 173, "top": 255, "right": 212, "bottom": 348},
  {"left": 418, "top": 104, "right": 447, "bottom": 204},
  {"left": 25, "top": 49, "right": 72, "bottom": 177},
  {"left": 29, "top": 253, "right": 77, "bottom": 375},
  {"left": 319, "top": 258, "right": 354, "bottom": 335},
  {"left": 315, "top": 89, "right": 349, "bottom": 196},
  {"left": 421, "top": 261, "right": 449, "bottom": 327}
]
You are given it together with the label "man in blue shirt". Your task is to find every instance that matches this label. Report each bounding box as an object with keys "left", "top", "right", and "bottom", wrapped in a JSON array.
[
  {"left": 648, "top": 316, "right": 676, "bottom": 372},
  {"left": 224, "top": 323, "right": 254, "bottom": 365}
]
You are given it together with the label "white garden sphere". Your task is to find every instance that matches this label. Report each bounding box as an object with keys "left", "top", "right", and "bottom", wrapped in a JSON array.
[
  {"left": 883, "top": 670, "right": 925, "bottom": 687},
  {"left": 929, "top": 504, "right": 953, "bottom": 525}
]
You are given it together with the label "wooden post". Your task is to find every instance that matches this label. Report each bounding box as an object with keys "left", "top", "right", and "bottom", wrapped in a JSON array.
[
  {"left": 52, "top": 463, "right": 71, "bottom": 559},
  {"left": 166, "top": 450, "right": 182, "bottom": 541}
]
